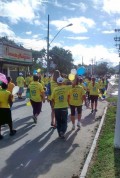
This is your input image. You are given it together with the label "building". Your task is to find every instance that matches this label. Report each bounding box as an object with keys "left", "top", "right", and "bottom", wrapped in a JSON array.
[{"left": 0, "top": 37, "right": 33, "bottom": 82}]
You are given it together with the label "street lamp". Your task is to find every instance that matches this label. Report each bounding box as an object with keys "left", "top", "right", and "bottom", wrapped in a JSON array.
[{"left": 46, "top": 14, "right": 73, "bottom": 73}]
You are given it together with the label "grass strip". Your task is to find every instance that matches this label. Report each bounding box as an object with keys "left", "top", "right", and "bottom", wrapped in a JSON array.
[{"left": 86, "top": 97, "right": 120, "bottom": 178}]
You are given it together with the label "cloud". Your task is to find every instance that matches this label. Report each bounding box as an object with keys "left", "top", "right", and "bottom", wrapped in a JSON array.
[
  {"left": 116, "top": 19, "right": 120, "bottom": 27},
  {"left": 26, "top": 31, "right": 32, "bottom": 35},
  {"left": 70, "top": 2, "right": 88, "bottom": 12},
  {"left": 51, "top": 17, "right": 95, "bottom": 34},
  {"left": 64, "top": 44, "right": 119, "bottom": 66},
  {"left": 103, "top": 0, "right": 120, "bottom": 14},
  {"left": 66, "top": 36, "right": 89, "bottom": 40},
  {"left": 102, "top": 30, "right": 114, "bottom": 34},
  {"left": 0, "top": 0, "right": 46, "bottom": 24},
  {"left": 0, "top": 22, "right": 15, "bottom": 37},
  {"left": 52, "top": 0, "right": 75, "bottom": 11}
]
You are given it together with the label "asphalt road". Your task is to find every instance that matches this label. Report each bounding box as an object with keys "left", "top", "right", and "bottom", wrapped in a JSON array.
[{"left": 0, "top": 96, "right": 108, "bottom": 178}]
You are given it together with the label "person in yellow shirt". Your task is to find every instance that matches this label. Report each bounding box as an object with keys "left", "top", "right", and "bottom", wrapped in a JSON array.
[
  {"left": 99, "top": 77, "right": 107, "bottom": 98},
  {"left": 7, "top": 76, "right": 15, "bottom": 107},
  {"left": 16, "top": 72, "right": 25, "bottom": 99},
  {"left": 25, "top": 73, "right": 32, "bottom": 87},
  {"left": 47, "top": 70, "right": 60, "bottom": 128},
  {"left": 28, "top": 75, "right": 45, "bottom": 123},
  {"left": 51, "top": 76, "right": 69, "bottom": 138},
  {"left": 0, "top": 82, "right": 16, "bottom": 140},
  {"left": 68, "top": 77, "right": 86, "bottom": 130},
  {"left": 87, "top": 77, "right": 100, "bottom": 113}
]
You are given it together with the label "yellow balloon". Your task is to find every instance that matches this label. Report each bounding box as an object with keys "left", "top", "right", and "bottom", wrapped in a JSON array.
[
  {"left": 37, "top": 69, "right": 41, "bottom": 73},
  {"left": 68, "top": 73, "right": 75, "bottom": 81},
  {"left": 26, "top": 101, "right": 31, "bottom": 106}
]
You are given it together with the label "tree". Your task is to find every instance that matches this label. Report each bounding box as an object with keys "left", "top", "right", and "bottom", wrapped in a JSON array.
[
  {"left": 31, "top": 49, "right": 46, "bottom": 73},
  {"left": 95, "top": 62, "right": 108, "bottom": 76},
  {"left": 49, "top": 46, "right": 74, "bottom": 74}
]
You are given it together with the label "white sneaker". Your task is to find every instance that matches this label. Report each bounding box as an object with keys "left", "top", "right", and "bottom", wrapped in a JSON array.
[
  {"left": 72, "top": 125, "right": 75, "bottom": 130},
  {"left": 77, "top": 122, "right": 81, "bottom": 128}
]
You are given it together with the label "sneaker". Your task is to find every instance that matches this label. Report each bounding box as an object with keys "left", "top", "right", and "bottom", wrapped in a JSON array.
[
  {"left": 72, "top": 125, "right": 75, "bottom": 130},
  {"left": 59, "top": 132, "right": 65, "bottom": 139},
  {"left": 77, "top": 122, "right": 81, "bottom": 129},
  {"left": 91, "top": 110, "right": 94, "bottom": 113},
  {"left": 10, "top": 130, "right": 17, "bottom": 136},
  {"left": 32, "top": 116, "right": 37, "bottom": 124},
  {"left": 0, "top": 135, "right": 3, "bottom": 140}
]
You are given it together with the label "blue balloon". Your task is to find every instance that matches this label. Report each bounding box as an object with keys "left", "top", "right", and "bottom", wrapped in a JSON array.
[{"left": 77, "top": 67, "right": 86, "bottom": 75}]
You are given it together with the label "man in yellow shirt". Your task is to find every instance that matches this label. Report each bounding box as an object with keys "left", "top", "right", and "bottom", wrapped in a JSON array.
[
  {"left": 16, "top": 72, "right": 25, "bottom": 99},
  {"left": 28, "top": 75, "right": 45, "bottom": 123},
  {"left": 87, "top": 77, "right": 100, "bottom": 113},
  {"left": 51, "top": 76, "right": 69, "bottom": 138}
]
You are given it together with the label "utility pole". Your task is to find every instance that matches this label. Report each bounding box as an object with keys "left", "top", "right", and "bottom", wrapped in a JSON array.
[
  {"left": 47, "top": 14, "right": 50, "bottom": 74},
  {"left": 114, "top": 28, "right": 120, "bottom": 148}
]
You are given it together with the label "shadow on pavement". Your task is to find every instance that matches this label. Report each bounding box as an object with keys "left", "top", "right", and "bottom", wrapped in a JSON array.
[
  {"left": 0, "top": 128, "right": 78, "bottom": 178},
  {"left": 11, "top": 103, "right": 27, "bottom": 110},
  {"left": 0, "top": 116, "right": 35, "bottom": 148},
  {"left": 81, "top": 112, "right": 96, "bottom": 127}
]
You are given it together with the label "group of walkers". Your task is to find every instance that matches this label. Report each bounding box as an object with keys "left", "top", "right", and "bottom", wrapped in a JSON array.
[{"left": 0, "top": 70, "right": 109, "bottom": 140}]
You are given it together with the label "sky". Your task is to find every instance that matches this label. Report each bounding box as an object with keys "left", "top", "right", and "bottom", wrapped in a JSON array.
[{"left": 0, "top": 0, "right": 120, "bottom": 67}]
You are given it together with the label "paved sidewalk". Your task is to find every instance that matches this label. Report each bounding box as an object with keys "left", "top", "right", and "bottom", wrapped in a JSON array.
[{"left": 0, "top": 99, "right": 108, "bottom": 178}]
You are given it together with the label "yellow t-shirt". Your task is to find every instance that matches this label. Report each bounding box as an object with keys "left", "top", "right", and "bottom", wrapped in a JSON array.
[
  {"left": 0, "top": 89, "right": 11, "bottom": 108},
  {"left": 48, "top": 80, "right": 58, "bottom": 100},
  {"left": 51, "top": 85, "right": 69, "bottom": 109},
  {"left": 25, "top": 76, "right": 32, "bottom": 86},
  {"left": 43, "top": 77, "right": 48, "bottom": 85},
  {"left": 68, "top": 85, "right": 85, "bottom": 106},
  {"left": 29, "top": 81, "right": 44, "bottom": 102},
  {"left": 16, "top": 76, "right": 25, "bottom": 87},
  {"left": 88, "top": 82, "right": 100, "bottom": 95},
  {"left": 99, "top": 81, "right": 106, "bottom": 89},
  {"left": 40, "top": 80, "right": 45, "bottom": 88}
]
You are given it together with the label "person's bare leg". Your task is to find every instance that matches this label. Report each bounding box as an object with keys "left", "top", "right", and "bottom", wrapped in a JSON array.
[{"left": 71, "top": 115, "right": 75, "bottom": 130}]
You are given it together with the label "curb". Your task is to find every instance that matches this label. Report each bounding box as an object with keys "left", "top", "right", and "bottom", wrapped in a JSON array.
[{"left": 79, "top": 106, "right": 108, "bottom": 178}]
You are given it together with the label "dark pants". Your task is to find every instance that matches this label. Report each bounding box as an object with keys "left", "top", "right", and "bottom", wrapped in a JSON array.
[
  {"left": 30, "top": 100, "right": 42, "bottom": 116},
  {"left": 54, "top": 108, "right": 68, "bottom": 135}
]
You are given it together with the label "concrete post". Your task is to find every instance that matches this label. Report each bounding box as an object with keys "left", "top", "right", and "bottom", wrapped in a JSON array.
[{"left": 114, "top": 75, "right": 120, "bottom": 148}]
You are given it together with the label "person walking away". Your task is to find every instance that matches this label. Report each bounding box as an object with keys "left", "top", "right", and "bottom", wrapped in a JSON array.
[
  {"left": 87, "top": 77, "right": 100, "bottom": 113},
  {"left": 51, "top": 76, "right": 69, "bottom": 139},
  {"left": 47, "top": 70, "right": 60, "bottom": 128},
  {"left": 68, "top": 77, "right": 86, "bottom": 130},
  {"left": 0, "top": 82, "right": 16, "bottom": 140},
  {"left": 7, "top": 76, "right": 15, "bottom": 107},
  {"left": 16, "top": 72, "right": 25, "bottom": 99},
  {"left": 25, "top": 73, "right": 32, "bottom": 88},
  {"left": 28, "top": 75, "right": 45, "bottom": 124}
]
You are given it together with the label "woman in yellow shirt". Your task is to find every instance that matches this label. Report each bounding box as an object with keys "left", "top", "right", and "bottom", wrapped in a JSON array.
[
  {"left": 7, "top": 76, "right": 15, "bottom": 107},
  {"left": 87, "top": 77, "right": 100, "bottom": 113},
  {"left": 68, "top": 77, "right": 86, "bottom": 130},
  {"left": 28, "top": 75, "right": 45, "bottom": 123},
  {"left": 0, "top": 82, "right": 16, "bottom": 140}
]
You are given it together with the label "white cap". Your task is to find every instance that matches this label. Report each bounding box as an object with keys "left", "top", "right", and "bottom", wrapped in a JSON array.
[
  {"left": 19, "top": 72, "right": 23, "bottom": 76},
  {"left": 57, "top": 76, "right": 64, "bottom": 83}
]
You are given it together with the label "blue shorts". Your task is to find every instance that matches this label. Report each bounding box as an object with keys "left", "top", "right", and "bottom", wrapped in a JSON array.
[{"left": 18, "top": 87, "right": 24, "bottom": 94}]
